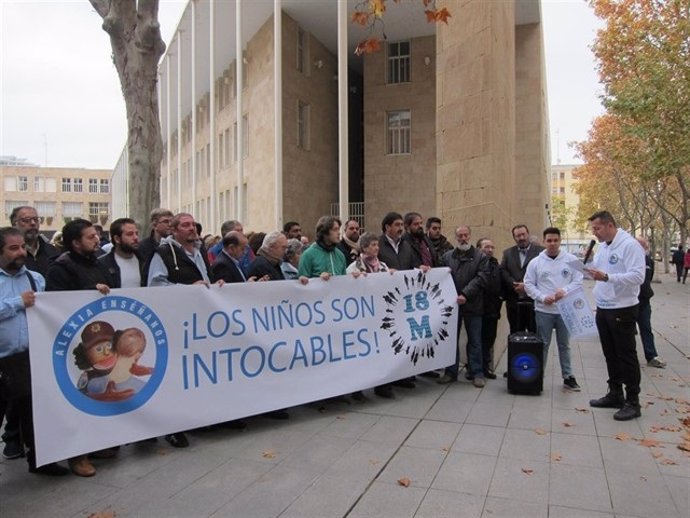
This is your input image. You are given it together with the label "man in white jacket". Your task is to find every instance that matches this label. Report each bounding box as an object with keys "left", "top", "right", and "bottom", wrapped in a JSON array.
[
  {"left": 585, "top": 211, "right": 646, "bottom": 421},
  {"left": 524, "top": 227, "right": 583, "bottom": 391}
]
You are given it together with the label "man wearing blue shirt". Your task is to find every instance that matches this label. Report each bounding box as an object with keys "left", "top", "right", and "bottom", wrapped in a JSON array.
[{"left": 0, "top": 227, "right": 68, "bottom": 475}]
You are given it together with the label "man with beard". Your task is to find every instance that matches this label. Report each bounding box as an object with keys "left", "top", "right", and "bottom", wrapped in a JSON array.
[
  {"left": 426, "top": 217, "right": 454, "bottom": 259},
  {"left": 438, "top": 225, "right": 489, "bottom": 387},
  {"left": 46, "top": 219, "right": 113, "bottom": 476},
  {"left": 99, "top": 218, "right": 143, "bottom": 288},
  {"left": 403, "top": 212, "right": 438, "bottom": 268},
  {"left": 298, "top": 216, "right": 347, "bottom": 280},
  {"left": 337, "top": 219, "right": 361, "bottom": 265},
  {"left": 10, "top": 206, "right": 59, "bottom": 276},
  {"left": 138, "top": 208, "right": 174, "bottom": 282},
  {"left": 500, "top": 224, "right": 544, "bottom": 333},
  {"left": 1, "top": 206, "right": 59, "bottom": 461},
  {"left": 0, "top": 227, "right": 69, "bottom": 476},
  {"left": 283, "top": 221, "right": 303, "bottom": 241}
]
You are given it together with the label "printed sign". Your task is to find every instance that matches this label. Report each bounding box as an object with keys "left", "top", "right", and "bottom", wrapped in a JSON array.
[
  {"left": 28, "top": 268, "right": 458, "bottom": 466},
  {"left": 556, "top": 286, "right": 598, "bottom": 339}
]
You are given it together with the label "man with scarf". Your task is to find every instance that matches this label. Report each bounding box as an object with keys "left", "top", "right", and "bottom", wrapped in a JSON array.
[
  {"left": 426, "top": 217, "right": 454, "bottom": 258},
  {"left": 403, "top": 212, "right": 439, "bottom": 268},
  {"left": 336, "top": 219, "right": 361, "bottom": 266}
]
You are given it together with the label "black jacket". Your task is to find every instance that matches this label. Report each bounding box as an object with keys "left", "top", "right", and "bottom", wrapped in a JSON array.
[
  {"left": 483, "top": 256, "right": 504, "bottom": 318},
  {"left": 378, "top": 235, "right": 415, "bottom": 271},
  {"left": 156, "top": 241, "right": 213, "bottom": 285},
  {"left": 25, "top": 236, "right": 59, "bottom": 276},
  {"left": 138, "top": 235, "right": 160, "bottom": 283},
  {"left": 248, "top": 254, "right": 284, "bottom": 281},
  {"left": 212, "top": 251, "right": 246, "bottom": 283},
  {"left": 403, "top": 232, "right": 439, "bottom": 268},
  {"left": 336, "top": 241, "right": 358, "bottom": 265},
  {"left": 639, "top": 255, "right": 655, "bottom": 301},
  {"left": 46, "top": 251, "right": 113, "bottom": 291},
  {"left": 500, "top": 244, "right": 544, "bottom": 304},
  {"left": 98, "top": 249, "right": 145, "bottom": 288},
  {"left": 442, "top": 246, "right": 489, "bottom": 316}
]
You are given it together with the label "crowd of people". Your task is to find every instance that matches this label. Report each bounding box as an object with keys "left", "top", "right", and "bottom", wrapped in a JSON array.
[{"left": 0, "top": 205, "right": 667, "bottom": 477}]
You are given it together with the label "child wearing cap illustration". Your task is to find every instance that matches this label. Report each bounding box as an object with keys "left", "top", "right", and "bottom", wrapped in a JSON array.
[{"left": 107, "top": 327, "right": 153, "bottom": 395}]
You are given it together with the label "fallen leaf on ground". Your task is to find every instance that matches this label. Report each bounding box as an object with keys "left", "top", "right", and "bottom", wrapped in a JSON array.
[
  {"left": 521, "top": 467, "right": 534, "bottom": 475},
  {"left": 562, "top": 422, "right": 575, "bottom": 428},
  {"left": 681, "top": 417, "right": 690, "bottom": 428},
  {"left": 660, "top": 458, "right": 678, "bottom": 465},
  {"left": 262, "top": 449, "right": 277, "bottom": 459},
  {"left": 677, "top": 442, "right": 690, "bottom": 452},
  {"left": 575, "top": 407, "right": 590, "bottom": 413},
  {"left": 155, "top": 448, "right": 171, "bottom": 455},
  {"left": 397, "top": 477, "right": 411, "bottom": 487},
  {"left": 336, "top": 415, "right": 347, "bottom": 420},
  {"left": 369, "top": 458, "right": 381, "bottom": 465},
  {"left": 441, "top": 447, "right": 449, "bottom": 453},
  {"left": 638, "top": 438, "right": 662, "bottom": 448},
  {"left": 87, "top": 513, "right": 116, "bottom": 518},
  {"left": 652, "top": 451, "right": 663, "bottom": 458},
  {"left": 534, "top": 428, "right": 547, "bottom": 435},
  {"left": 615, "top": 432, "right": 633, "bottom": 441},
  {"left": 551, "top": 453, "right": 562, "bottom": 462}
]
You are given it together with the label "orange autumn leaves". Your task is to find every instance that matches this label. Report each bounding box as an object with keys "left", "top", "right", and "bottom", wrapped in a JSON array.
[{"left": 352, "top": 0, "right": 452, "bottom": 56}]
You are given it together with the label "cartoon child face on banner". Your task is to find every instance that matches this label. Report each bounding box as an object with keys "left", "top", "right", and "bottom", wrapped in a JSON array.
[{"left": 52, "top": 296, "right": 168, "bottom": 416}]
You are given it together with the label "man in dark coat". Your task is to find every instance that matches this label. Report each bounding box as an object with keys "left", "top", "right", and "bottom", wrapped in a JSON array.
[
  {"left": 671, "top": 245, "right": 684, "bottom": 283},
  {"left": 403, "top": 212, "right": 439, "bottom": 268},
  {"left": 477, "top": 237, "right": 504, "bottom": 379},
  {"left": 212, "top": 231, "right": 251, "bottom": 283},
  {"left": 500, "top": 224, "right": 544, "bottom": 333},
  {"left": 137, "top": 208, "right": 173, "bottom": 283},
  {"left": 636, "top": 237, "right": 665, "bottom": 368}
]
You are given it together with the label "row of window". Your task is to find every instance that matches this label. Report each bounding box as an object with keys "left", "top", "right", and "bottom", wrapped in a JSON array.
[
  {"left": 165, "top": 185, "right": 248, "bottom": 229},
  {"left": 4, "top": 201, "right": 109, "bottom": 220},
  {"left": 4, "top": 176, "right": 109, "bottom": 193}
]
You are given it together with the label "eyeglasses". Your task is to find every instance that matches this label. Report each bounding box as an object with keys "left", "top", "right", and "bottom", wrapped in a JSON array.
[{"left": 18, "top": 217, "right": 40, "bottom": 224}]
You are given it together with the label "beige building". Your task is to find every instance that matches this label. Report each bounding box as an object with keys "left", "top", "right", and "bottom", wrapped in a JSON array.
[
  {"left": 113, "top": 0, "right": 550, "bottom": 252},
  {"left": 550, "top": 163, "right": 589, "bottom": 252},
  {"left": 1, "top": 164, "right": 111, "bottom": 235}
]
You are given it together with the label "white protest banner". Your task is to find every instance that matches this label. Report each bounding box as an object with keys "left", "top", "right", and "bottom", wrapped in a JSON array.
[
  {"left": 556, "top": 286, "right": 598, "bottom": 339},
  {"left": 28, "top": 268, "right": 458, "bottom": 466}
]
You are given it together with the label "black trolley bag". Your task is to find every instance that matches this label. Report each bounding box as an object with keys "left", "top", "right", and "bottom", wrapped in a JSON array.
[{"left": 507, "top": 301, "right": 544, "bottom": 395}]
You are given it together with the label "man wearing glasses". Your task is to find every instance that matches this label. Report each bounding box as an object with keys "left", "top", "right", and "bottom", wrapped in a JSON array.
[{"left": 10, "top": 206, "right": 59, "bottom": 275}]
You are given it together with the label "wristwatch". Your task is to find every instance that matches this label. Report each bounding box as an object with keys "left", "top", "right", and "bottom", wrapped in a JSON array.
[{"left": 603, "top": 273, "right": 609, "bottom": 282}]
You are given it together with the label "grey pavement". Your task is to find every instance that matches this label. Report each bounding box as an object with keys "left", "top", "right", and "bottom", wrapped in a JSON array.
[{"left": 2, "top": 276, "right": 689, "bottom": 518}]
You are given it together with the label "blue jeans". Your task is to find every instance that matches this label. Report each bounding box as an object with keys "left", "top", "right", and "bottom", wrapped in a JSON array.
[
  {"left": 445, "top": 314, "right": 483, "bottom": 378},
  {"left": 637, "top": 299, "right": 658, "bottom": 361},
  {"left": 535, "top": 311, "right": 572, "bottom": 379}
]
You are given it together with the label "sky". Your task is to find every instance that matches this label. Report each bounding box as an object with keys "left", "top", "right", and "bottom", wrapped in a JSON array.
[{"left": 0, "top": 0, "right": 604, "bottom": 170}]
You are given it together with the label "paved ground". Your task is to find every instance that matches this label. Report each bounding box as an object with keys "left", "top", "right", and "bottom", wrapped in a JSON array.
[{"left": 1, "top": 276, "right": 688, "bottom": 518}]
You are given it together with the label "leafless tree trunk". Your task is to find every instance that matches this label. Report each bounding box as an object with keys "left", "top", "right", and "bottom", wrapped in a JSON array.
[{"left": 89, "top": 0, "right": 165, "bottom": 228}]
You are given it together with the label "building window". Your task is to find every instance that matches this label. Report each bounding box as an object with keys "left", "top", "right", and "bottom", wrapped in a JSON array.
[
  {"left": 387, "top": 110, "right": 411, "bottom": 154},
  {"left": 5, "top": 200, "right": 28, "bottom": 219},
  {"left": 74, "top": 178, "right": 83, "bottom": 193},
  {"left": 387, "top": 41, "right": 410, "bottom": 84},
  {"left": 62, "top": 202, "right": 82, "bottom": 218},
  {"left": 242, "top": 115, "right": 249, "bottom": 158},
  {"left": 100, "top": 179, "right": 109, "bottom": 193},
  {"left": 18, "top": 176, "right": 28, "bottom": 192},
  {"left": 89, "top": 178, "right": 98, "bottom": 193},
  {"left": 297, "top": 101, "right": 310, "bottom": 150},
  {"left": 36, "top": 201, "right": 56, "bottom": 217},
  {"left": 224, "top": 129, "right": 231, "bottom": 167},
  {"left": 89, "top": 202, "right": 109, "bottom": 223},
  {"left": 559, "top": 172, "right": 565, "bottom": 180},
  {"left": 206, "top": 143, "right": 211, "bottom": 177},
  {"left": 559, "top": 186, "right": 565, "bottom": 194},
  {"left": 33, "top": 176, "right": 42, "bottom": 192},
  {"left": 233, "top": 122, "right": 238, "bottom": 162},
  {"left": 297, "top": 28, "right": 305, "bottom": 73},
  {"left": 62, "top": 177, "right": 72, "bottom": 192}
]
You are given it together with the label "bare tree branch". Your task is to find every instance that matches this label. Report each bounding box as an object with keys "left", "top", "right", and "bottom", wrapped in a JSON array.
[{"left": 88, "top": 0, "right": 109, "bottom": 19}]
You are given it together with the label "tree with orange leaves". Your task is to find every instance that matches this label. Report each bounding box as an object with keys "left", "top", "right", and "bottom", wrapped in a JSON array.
[{"left": 352, "top": 0, "right": 451, "bottom": 55}]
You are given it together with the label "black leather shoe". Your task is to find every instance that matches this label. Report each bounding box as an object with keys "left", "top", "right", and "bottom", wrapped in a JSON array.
[
  {"left": 374, "top": 386, "right": 394, "bottom": 399},
  {"left": 29, "top": 462, "right": 70, "bottom": 476},
  {"left": 589, "top": 392, "right": 625, "bottom": 409},
  {"left": 613, "top": 402, "right": 641, "bottom": 421},
  {"left": 267, "top": 410, "right": 290, "bottom": 420},
  {"left": 165, "top": 432, "right": 189, "bottom": 448},
  {"left": 420, "top": 371, "right": 441, "bottom": 379},
  {"left": 484, "top": 371, "right": 497, "bottom": 380},
  {"left": 393, "top": 379, "right": 416, "bottom": 389}
]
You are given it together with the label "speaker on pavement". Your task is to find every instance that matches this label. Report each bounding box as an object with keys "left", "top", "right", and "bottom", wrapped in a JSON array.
[{"left": 507, "top": 332, "right": 544, "bottom": 395}]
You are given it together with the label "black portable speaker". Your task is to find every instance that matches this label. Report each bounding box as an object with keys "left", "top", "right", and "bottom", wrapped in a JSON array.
[{"left": 507, "top": 332, "right": 544, "bottom": 395}]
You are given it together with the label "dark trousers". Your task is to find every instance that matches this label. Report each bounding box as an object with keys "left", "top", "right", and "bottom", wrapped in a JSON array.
[
  {"left": 675, "top": 263, "right": 684, "bottom": 282},
  {"left": 481, "top": 315, "right": 499, "bottom": 374},
  {"left": 0, "top": 352, "right": 37, "bottom": 469},
  {"left": 445, "top": 314, "right": 483, "bottom": 378},
  {"left": 506, "top": 301, "right": 536, "bottom": 334},
  {"left": 636, "top": 299, "right": 658, "bottom": 361},
  {"left": 595, "top": 305, "right": 641, "bottom": 402}
]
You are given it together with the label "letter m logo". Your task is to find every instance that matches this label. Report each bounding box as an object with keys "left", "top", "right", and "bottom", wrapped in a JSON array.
[{"left": 406, "top": 315, "right": 432, "bottom": 341}]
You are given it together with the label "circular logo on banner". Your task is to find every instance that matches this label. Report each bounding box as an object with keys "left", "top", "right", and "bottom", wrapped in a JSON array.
[
  {"left": 609, "top": 254, "right": 619, "bottom": 265},
  {"left": 52, "top": 296, "right": 168, "bottom": 416},
  {"left": 573, "top": 298, "right": 585, "bottom": 310},
  {"left": 379, "top": 271, "right": 454, "bottom": 365}
]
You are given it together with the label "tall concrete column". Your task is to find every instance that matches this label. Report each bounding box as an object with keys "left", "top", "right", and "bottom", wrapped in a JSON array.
[{"left": 436, "top": 0, "right": 516, "bottom": 248}]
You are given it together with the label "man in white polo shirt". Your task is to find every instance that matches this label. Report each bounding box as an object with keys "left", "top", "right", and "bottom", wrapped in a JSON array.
[{"left": 524, "top": 227, "right": 583, "bottom": 391}]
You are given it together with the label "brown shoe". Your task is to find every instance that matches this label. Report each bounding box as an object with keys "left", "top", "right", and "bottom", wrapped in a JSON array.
[{"left": 68, "top": 455, "right": 96, "bottom": 477}]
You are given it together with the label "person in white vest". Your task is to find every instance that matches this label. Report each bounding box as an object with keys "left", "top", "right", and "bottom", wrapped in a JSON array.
[
  {"left": 585, "top": 211, "right": 646, "bottom": 421},
  {"left": 524, "top": 227, "right": 583, "bottom": 391}
]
